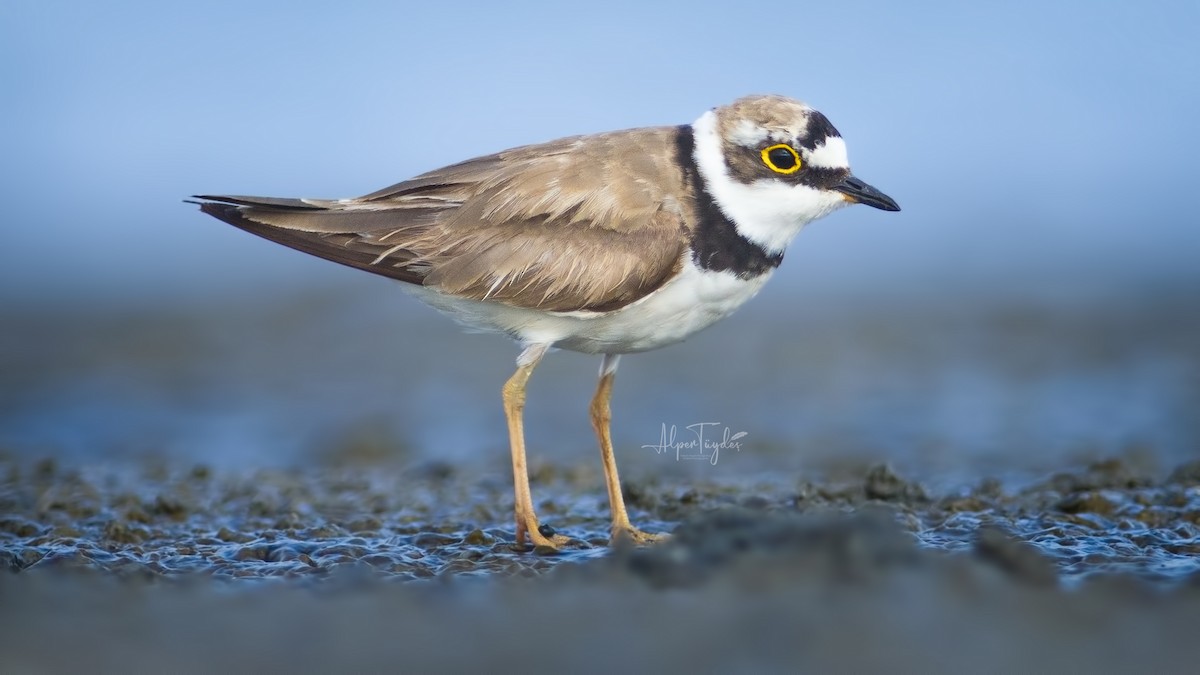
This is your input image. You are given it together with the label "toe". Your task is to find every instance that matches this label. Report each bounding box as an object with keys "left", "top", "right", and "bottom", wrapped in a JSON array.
[
  {"left": 611, "top": 525, "right": 668, "bottom": 546},
  {"left": 518, "top": 520, "right": 572, "bottom": 552}
]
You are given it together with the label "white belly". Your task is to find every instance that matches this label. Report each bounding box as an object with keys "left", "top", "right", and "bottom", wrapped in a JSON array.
[{"left": 400, "top": 260, "right": 773, "bottom": 355}]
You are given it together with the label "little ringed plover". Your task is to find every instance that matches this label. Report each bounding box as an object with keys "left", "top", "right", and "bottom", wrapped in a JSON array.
[{"left": 193, "top": 94, "right": 900, "bottom": 550}]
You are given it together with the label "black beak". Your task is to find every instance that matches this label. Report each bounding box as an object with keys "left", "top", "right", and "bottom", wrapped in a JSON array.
[{"left": 834, "top": 175, "right": 900, "bottom": 212}]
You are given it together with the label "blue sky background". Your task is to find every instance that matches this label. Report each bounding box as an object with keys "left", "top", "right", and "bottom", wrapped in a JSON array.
[{"left": 2, "top": 0, "right": 1198, "bottom": 308}]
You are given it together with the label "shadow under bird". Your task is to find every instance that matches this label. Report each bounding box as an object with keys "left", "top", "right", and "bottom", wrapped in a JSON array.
[{"left": 192, "top": 94, "right": 900, "bottom": 550}]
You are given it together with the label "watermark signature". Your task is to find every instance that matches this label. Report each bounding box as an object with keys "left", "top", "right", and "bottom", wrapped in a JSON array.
[{"left": 641, "top": 423, "right": 747, "bottom": 466}]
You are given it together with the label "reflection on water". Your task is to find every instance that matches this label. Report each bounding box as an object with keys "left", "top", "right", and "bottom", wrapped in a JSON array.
[{"left": 2, "top": 286, "right": 1197, "bottom": 490}]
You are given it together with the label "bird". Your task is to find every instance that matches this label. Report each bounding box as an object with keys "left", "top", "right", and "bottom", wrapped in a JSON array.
[{"left": 192, "top": 94, "right": 900, "bottom": 551}]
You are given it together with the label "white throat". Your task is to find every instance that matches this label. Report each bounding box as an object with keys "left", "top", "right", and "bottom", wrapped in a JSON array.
[{"left": 691, "top": 110, "right": 849, "bottom": 254}]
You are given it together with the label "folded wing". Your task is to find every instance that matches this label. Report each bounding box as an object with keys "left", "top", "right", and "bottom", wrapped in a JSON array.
[{"left": 195, "top": 127, "right": 691, "bottom": 313}]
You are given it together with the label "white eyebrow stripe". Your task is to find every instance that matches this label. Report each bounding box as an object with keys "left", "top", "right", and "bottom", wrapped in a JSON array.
[{"left": 728, "top": 119, "right": 770, "bottom": 147}]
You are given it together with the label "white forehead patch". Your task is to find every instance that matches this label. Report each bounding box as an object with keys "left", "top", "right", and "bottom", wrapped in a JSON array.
[{"left": 806, "top": 136, "right": 849, "bottom": 169}]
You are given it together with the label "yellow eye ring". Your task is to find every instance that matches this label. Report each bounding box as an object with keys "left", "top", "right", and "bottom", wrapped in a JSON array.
[{"left": 761, "top": 144, "right": 802, "bottom": 174}]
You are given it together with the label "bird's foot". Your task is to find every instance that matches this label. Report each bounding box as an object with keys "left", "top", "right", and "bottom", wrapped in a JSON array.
[
  {"left": 515, "top": 519, "right": 572, "bottom": 553},
  {"left": 610, "top": 523, "right": 669, "bottom": 546}
]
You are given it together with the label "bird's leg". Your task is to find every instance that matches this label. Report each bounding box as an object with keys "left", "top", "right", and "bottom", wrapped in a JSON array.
[
  {"left": 503, "top": 343, "right": 569, "bottom": 551},
  {"left": 590, "top": 354, "right": 667, "bottom": 545}
]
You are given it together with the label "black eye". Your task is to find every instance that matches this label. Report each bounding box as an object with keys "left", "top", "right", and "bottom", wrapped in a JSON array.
[
  {"left": 768, "top": 148, "right": 797, "bottom": 168},
  {"left": 761, "top": 144, "right": 801, "bottom": 174}
]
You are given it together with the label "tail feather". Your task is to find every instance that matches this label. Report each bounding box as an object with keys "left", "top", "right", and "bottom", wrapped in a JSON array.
[{"left": 192, "top": 196, "right": 426, "bottom": 285}]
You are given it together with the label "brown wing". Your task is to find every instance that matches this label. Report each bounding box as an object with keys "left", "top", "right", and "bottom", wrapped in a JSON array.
[{"left": 194, "top": 126, "right": 692, "bottom": 313}]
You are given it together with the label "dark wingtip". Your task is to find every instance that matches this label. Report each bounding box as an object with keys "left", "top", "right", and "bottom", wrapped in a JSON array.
[
  {"left": 192, "top": 200, "right": 246, "bottom": 228},
  {"left": 186, "top": 194, "right": 325, "bottom": 210},
  {"left": 187, "top": 195, "right": 236, "bottom": 209}
]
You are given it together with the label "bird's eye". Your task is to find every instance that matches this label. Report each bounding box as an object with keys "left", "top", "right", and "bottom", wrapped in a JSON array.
[{"left": 761, "top": 144, "right": 801, "bottom": 174}]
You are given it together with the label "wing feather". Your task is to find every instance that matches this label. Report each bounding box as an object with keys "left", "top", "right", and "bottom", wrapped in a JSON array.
[{"left": 194, "top": 126, "right": 692, "bottom": 313}]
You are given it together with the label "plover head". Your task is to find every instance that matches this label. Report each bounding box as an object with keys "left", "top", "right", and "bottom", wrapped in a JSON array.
[{"left": 692, "top": 94, "right": 900, "bottom": 255}]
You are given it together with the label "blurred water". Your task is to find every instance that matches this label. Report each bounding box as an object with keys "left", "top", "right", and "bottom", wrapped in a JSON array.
[{"left": 3, "top": 282, "right": 1196, "bottom": 490}]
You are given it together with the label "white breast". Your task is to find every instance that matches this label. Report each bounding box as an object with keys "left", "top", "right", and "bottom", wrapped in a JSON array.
[{"left": 400, "top": 258, "right": 772, "bottom": 355}]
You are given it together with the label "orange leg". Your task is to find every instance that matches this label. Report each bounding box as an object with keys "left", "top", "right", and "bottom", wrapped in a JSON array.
[
  {"left": 503, "top": 343, "right": 570, "bottom": 551},
  {"left": 590, "top": 354, "right": 666, "bottom": 545}
]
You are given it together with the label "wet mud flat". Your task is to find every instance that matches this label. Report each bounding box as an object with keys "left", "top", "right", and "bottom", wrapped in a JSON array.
[{"left": 3, "top": 453, "right": 1200, "bottom": 672}]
